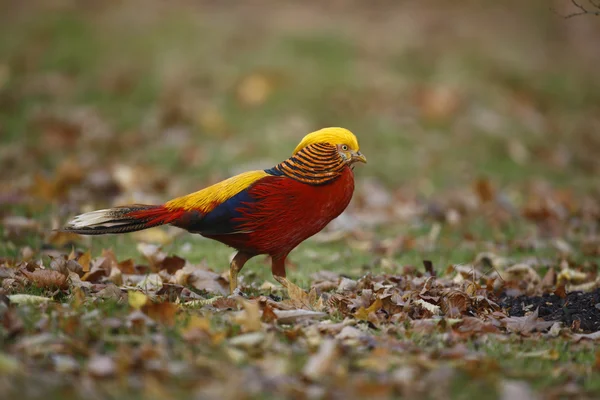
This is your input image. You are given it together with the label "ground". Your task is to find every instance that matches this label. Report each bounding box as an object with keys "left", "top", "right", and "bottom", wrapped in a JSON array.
[{"left": 1, "top": 1, "right": 600, "bottom": 399}]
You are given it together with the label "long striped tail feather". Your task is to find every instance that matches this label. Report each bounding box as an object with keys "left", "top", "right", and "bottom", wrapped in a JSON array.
[{"left": 62, "top": 204, "right": 183, "bottom": 235}]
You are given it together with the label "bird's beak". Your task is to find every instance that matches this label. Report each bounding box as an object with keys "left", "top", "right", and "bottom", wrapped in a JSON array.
[{"left": 352, "top": 151, "right": 367, "bottom": 164}]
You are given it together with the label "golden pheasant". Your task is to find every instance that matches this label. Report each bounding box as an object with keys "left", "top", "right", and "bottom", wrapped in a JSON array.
[{"left": 64, "top": 127, "right": 366, "bottom": 292}]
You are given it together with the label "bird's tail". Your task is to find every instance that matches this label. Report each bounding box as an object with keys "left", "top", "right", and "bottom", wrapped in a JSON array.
[{"left": 62, "top": 204, "right": 184, "bottom": 235}]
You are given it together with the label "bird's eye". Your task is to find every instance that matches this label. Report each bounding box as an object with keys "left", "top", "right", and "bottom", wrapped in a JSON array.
[{"left": 341, "top": 145, "right": 348, "bottom": 151}]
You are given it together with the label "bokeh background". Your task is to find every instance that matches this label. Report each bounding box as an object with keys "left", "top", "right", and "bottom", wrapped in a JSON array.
[
  {"left": 1, "top": 0, "right": 600, "bottom": 278},
  {"left": 3, "top": 2, "right": 600, "bottom": 398}
]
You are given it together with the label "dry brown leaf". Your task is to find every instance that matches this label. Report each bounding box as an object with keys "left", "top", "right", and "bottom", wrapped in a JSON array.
[
  {"left": 175, "top": 265, "right": 229, "bottom": 295},
  {"left": 261, "top": 304, "right": 278, "bottom": 323},
  {"left": 355, "top": 297, "right": 383, "bottom": 321},
  {"left": 81, "top": 256, "right": 111, "bottom": 282},
  {"left": 540, "top": 267, "right": 556, "bottom": 288},
  {"left": 234, "top": 299, "right": 262, "bottom": 332},
  {"left": 78, "top": 250, "right": 91, "bottom": 272},
  {"left": 228, "top": 332, "right": 266, "bottom": 349},
  {"left": 302, "top": 339, "right": 340, "bottom": 380},
  {"left": 414, "top": 299, "right": 441, "bottom": 316},
  {"left": 161, "top": 255, "right": 186, "bottom": 274},
  {"left": 454, "top": 316, "right": 500, "bottom": 335},
  {"left": 572, "top": 331, "right": 600, "bottom": 342},
  {"left": 503, "top": 308, "right": 555, "bottom": 335},
  {"left": 22, "top": 269, "right": 68, "bottom": 289},
  {"left": 182, "top": 315, "right": 213, "bottom": 342},
  {"left": 96, "top": 284, "right": 124, "bottom": 301},
  {"left": 137, "top": 243, "right": 167, "bottom": 270},
  {"left": 440, "top": 289, "right": 471, "bottom": 317},
  {"left": 68, "top": 271, "right": 92, "bottom": 290},
  {"left": 117, "top": 258, "right": 136, "bottom": 274},
  {"left": 283, "top": 278, "right": 324, "bottom": 311},
  {"left": 272, "top": 309, "right": 327, "bottom": 324},
  {"left": 142, "top": 301, "right": 178, "bottom": 326}
]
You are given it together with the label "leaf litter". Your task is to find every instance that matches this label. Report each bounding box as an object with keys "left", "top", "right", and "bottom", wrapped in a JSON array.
[{"left": 2, "top": 240, "right": 600, "bottom": 399}]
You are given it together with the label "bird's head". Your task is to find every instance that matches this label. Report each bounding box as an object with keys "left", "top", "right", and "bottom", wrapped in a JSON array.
[{"left": 293, "top": 127, "right": 367, "bottom": 165}]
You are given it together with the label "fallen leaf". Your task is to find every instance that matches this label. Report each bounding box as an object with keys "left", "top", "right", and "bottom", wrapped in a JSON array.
[
  {"left": 128, "top": 291, "right": 148, "bottom": 309},
  {"left": 175, "top": 265, "right": 229, "bottom": 295},
  {"left": 68, "top": 271, "right": 92, "bottom": 290},
  {"left": 234, "top": 299, "right": 262, "bottom": 332},
  {"left": 440, "top": 289, "right": 470, "bottom": 317},
  {"left": 229, "top": 332, "right": 266, "bottom": 348},
  {"left": 87, "top": 355, "right": 116, "bottom": 378},
  {"left": 136, "top": 273, "right": 163, "bottom": 292},
  {"left": 335, "top": 326, "right": 364, "bottom": 340},
  {"left": 503, "top": 308, "right": 555, "bottom": 335},
  {"left": 337, "top": 277, "right": 357, "bottom": 292},
  {"left": 142, "top": 301, "right": 178, "bottom": 326},
  {"left": 272, "top": 309, "right": 327, "bottom": 324},
  {"left": 117, "top": 258, "right": 136, "bottom": 274},
  {"left": 557, "top": 267, "right": 588, "bottom": 284},
  {"left": 302, "top": 339, "right": 340, "bottom": 380},
  {"left": 78, "top": 250, "right": 91, "bottom": 272},
  {"left": 261, "top": 304, "right": 278, "bottom": 323},
  {"left": 415, "top": 298, "right": 441, "bottom": 316},
  {"left": 22, "top": 269, "right": 68, "bottom": 289},
  {"left": 554, "top": 283, "right": 567, "bottom": 299},
  {"left": 283, "top": 278, "right": 324, "bottom": 311},
  {"left": 181, "top": 315, "right": 214, "bottom": 343},
  {"left": 161, "top": 255, "right": 186, "bottom": 274},
  {"left": 572, "top": 331, "right": 600, "bottom": 342},
  {"left": 7, "top": 294, "right": 52, "bottom": 305},
  {"left": 355, "top": 297, "right": 383, "bottom": 321}
]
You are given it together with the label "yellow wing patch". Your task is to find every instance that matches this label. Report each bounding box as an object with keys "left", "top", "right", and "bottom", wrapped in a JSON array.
[{"left": 165, "top": 170, "right": 269, "bottom": 212}]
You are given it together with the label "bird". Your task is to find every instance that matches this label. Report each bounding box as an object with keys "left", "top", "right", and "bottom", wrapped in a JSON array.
[{"left": 63, "top": 127, "right": 366, "bottom": 293}]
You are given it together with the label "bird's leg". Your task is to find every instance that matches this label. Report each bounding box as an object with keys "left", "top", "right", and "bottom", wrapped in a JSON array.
[
  {"left": 271, "top": 255, "right": 289, "bottom": 289},
  {"left": 229, "top": 251, "right": 253, "bottom": 293}
]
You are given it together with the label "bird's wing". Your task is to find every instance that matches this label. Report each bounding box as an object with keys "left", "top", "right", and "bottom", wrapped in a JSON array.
[{"left": 165, "top": 170, "right": 273, "bottom": 235}]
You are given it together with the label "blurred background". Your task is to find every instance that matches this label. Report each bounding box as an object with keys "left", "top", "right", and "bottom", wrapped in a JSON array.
[{"left": 1, "top": 0, "right": 600, "bottom": 274}]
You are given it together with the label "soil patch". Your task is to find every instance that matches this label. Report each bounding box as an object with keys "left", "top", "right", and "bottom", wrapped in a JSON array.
[{"left": 500, "top": 289, "right": 600, "bottom": 333}]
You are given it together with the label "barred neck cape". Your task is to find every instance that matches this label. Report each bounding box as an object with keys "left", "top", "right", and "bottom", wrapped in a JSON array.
[{"left": 265, "top": 143, "right": 345, "bottom": 185}]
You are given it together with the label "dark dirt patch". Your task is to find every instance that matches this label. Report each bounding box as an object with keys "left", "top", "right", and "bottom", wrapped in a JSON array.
[{"left": 500, "top": 289, "right": 600, "bottom": 333}]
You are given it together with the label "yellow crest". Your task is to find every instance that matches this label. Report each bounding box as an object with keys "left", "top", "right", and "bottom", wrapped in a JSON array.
[{"left": 293, "top": 127, "right": 359, "bottom": 155}]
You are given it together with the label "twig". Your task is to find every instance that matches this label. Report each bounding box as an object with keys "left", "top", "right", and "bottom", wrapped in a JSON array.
[{"left": 564, "top": 0, "right": 600, "bottom": 18}]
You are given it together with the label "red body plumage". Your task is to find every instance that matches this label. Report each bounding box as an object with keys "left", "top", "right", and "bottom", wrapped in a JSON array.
[{"left": 207, "top": 166, "right": 354, "bottom": 257}]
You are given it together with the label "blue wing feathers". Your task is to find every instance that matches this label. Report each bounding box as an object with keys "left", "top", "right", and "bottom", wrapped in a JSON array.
[{"left": 175, "top": 187, "right": 257, "bottom": 235}]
